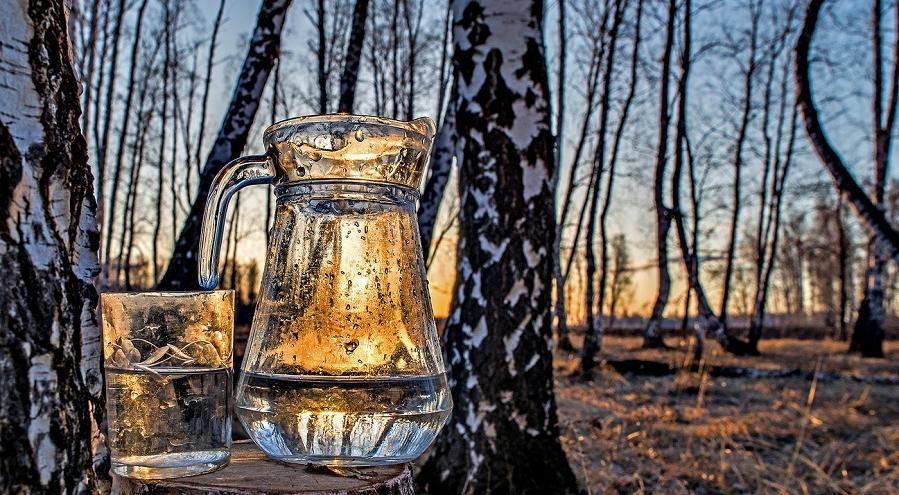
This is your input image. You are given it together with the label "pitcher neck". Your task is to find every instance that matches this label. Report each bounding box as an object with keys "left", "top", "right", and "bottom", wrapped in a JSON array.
[{"left": 274, "top": 180, "right": 420, "bottom": 204}]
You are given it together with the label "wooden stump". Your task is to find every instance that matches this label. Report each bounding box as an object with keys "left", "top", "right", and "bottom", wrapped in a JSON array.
[{"left": 113, "top": 441, "right": 414, "bottom": 495}]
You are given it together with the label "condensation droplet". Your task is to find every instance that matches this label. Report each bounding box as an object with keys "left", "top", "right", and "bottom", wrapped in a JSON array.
[
  {"left": 354, "top": 129, "right": 365, "bottom": 142},
  {"left": 298, "top": 143, "right": 322, "bottom": 161}
]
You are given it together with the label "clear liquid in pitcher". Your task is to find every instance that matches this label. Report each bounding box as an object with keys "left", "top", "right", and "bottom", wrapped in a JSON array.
[
  {"left": 197, "top": 116, "right": 453, "bottom": 465},
  {"left": 234, "top": 182, "right": 451, "bottom": 465},
  {"left": 236, "top": 372, "right": 451, "bottom": 465}
]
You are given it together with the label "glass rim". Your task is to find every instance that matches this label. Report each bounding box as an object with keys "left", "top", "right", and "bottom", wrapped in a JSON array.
[{"left": 101, "top": 289, "right": 234, "bottom": 299}]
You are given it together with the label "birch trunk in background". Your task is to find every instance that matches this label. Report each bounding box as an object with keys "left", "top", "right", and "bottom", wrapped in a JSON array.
[
  {"left": 418, "top": 78, "right": 457, "bottom": 263},
  {"left": 667, "top": 0, "right": 735, "bottom": 357},
  {"left": 0, "top": 0, "right": 106, "bottom": 491},
  {"left": 337, "top": 0, "right": 370, "bottom": 113},
  {"left": 416, "top": 1, "right": 578, "bottom": 493},
  {"left": 157, "top": 0, "right": 292, "bottom": 290},
  {"left": 643, "top": 0, "right": 677, "bottom": 348},
  {"left": 582, "top": 0, "right": 625, "bottom": 373},
  {"left": 195, "top": 0, "right": 227, "bottom": 173},
  {"left": 851, "top": 0, "right": 899, "bottom": 357},
  {"left": 95, "top": 0, "right": 126, "bottom": 226},
  {"left": 583, "top": 0, "right": 643, "bottom": 373},
  {"left": 102, "top": 0, "right": 149, "bottom": 284},
  {"left": 720, "top": 1, "right": 760, "bottom": 329},
  {"left": 795, "top": 0, "right": 899, "bottom": 318}
]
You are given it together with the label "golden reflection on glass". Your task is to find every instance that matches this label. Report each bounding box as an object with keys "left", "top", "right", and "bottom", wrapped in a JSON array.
[
  {"left": 198, "top": 115, "right": 451, "bottom": 466},
  {"left": 101, "top": 290, "right": 233, "bottom": 480}
]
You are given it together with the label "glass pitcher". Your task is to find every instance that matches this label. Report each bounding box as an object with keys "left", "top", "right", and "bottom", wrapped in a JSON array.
[{"left": 198, "top": 115, "right": 452, "bottom": 466}]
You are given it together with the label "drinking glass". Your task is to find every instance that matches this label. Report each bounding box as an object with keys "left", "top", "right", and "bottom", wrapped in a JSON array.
[{"left": 101, "top": 290, "right": 234, "bottom": 479}]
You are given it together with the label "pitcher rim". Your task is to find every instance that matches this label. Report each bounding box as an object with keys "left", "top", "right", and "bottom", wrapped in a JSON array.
[{"left": 263, "top": 113, "right": 437, "bottom": 145}]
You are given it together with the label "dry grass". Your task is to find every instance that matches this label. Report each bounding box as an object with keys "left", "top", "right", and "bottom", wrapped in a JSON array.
[{"left": 555, "top": 337, "right": 899, "bottom": 494}]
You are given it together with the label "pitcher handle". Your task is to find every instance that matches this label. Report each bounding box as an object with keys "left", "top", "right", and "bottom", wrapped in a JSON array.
[{"left": 199, "top": 154, "right": 275, "bottom": 289}]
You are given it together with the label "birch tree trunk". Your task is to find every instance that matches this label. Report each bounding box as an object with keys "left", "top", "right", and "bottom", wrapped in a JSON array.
[
  {"left": 337, "top": 0, "right": 370, "bottom": 113},
  {"left": 102, "top": 0, "right": 149, "bottom": 283},
  {"left": 157, "top": 0, "right": 292, "bottom": 290},
  {"left": 0, "top": 0, "right": 107, "bottom": 491},
  {"left": 195, "top": 0, "right": 226, "bottom": 172},
  {"left": 418, "top": 79, "right": 457, "bottom": 261},
  {"left": 851, "top": 0, "right": 899, "bottom": 357},
  {"left": 586, "top": 0, "right": 642, "bottom": 372},
  {"left": 582, "top": 0, "right": 625, "bottom": 374},
  {"left": 796, "top": 0, "right": 899, "bottom": 311},
  {"left": 720, "top": 3, "right": 759, "bottom": 327},
  {"left": 553, "top": 12, "right": 608, "bottom": 352},
  {"left": 667, "top": 0, "right": 736, "bottom": 357},
  {"left": 416, "top": 1, "right": 578, "bottom": 493},
  {"left": 95, "top": 0, "right": 126, "bottom": 227},
  {"left": 643, "top": 0, "right": 677, "bottom": 349}
]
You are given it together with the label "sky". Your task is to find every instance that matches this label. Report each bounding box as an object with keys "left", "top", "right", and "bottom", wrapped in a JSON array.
[{"left": 105, "top": 0, "right": 898, "bottom": 320}]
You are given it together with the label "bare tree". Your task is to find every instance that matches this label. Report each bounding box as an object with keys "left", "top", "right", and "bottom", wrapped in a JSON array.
[
  {"left": 851, "top": 0, "right": 899, "bottom": 356},
  {"left": 553, "top": 2, "right": 611, "bottom": 350},
  {"left": 96, "top": 0, "right": 127, "bottom": 224},
  {"left": 102, "top": 0, "right": 149, "bottom": 283},
  {"left": 80, "top": 0, "right": 102, "bottom": 140},
  {"left": 778, "top": 209, "right": 807, "bottom": 314},
  {"left": 391, "top": 0, "right": 399, "bottom": 118},
  {"left": 195, "top": 0, "right": 227, "bottom": 171},
  {"left": 91, "top": 0, "right": 110, "bottom": 168},
  {"left": 337, "top": 0, "right": 370, "bottom": 112},
  {"left": 836, "top": 196, "right": 851, "bottom": 340},
  {"left": 0, "top": 0, "right": 106, "bottom": 488},
  {"left": 667, "top": 0, "right": 738, "bottom": 358},
  {"left": 720, "top": 0, "right": 761, "bottom": 329},
  {"left": 555, "top": 0, "right": 567, "bottom": 174},
  {"left": 434, "top": 0, "right": 452, "bottom": 121},
  {"left": 747, "top": 4, "right": 799, "bottom": 353},
  {"left": 114, "top": 25, "right": 163, "bottom": 288},
  {"left": 582, "top": 0, "right": 625, "bottom": 374},
  {"left": 795, "top": 0, "right": 899, "bottom": 357},
  {"left": 158, "top": 0, "right": 293, "bottom": 290},
  {"left": 606, "top": 234, "right": 633, "bottom": 326},
  {"left": 402, "top": 0, "right": 425, "bottom": 119},
  {"left": 588, "top": 0, "right": 642, "bottom": 369},
  {"left": 152, "top": 5, "right": 171, "bottom": 284},
  {"left": 643, "top": 0, "right": 677, "bottom": 348},
  {"left": 167, "top": 1, "right": 181, "bottom": 252},
  {"left": 314, "top": 0, "right": 328, "bottom": 113},
  {"left": 368, "top": 4, "right": 385, "bottom": 115},
  {"left": 416, "top": 1, "right": 578, "bottom": 492},
  {"left": 266, "top": 56, "right": 281, "bottom": 248},
  {"left": 748, "top": 99, "right": 799, "bottom": 351}
]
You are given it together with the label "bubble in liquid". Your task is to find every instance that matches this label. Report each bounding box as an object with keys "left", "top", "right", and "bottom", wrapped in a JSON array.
[
  {"left": 344, "top": 340, "right": 359, "bottom": 354},
  {"left": 354, "top": 129, "right": 365, "bottom": 142}
]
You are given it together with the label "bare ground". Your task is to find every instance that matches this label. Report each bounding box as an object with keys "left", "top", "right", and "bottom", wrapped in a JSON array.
[{"left": 555, "top": 337, "right": 899, "bottom": 494}]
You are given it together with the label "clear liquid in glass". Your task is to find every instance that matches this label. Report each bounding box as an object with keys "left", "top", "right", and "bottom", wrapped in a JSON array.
[
  {"left": 106, "top": 367, "right": 232, "bottom": 479},
  {"left": 236, "top": 371, "right": 451, "bottom": 465}
]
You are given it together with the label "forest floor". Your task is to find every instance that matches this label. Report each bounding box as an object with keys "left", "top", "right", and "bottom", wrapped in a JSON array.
[{"left": 554, "top": 336, "right": 899, "bottom": 494}]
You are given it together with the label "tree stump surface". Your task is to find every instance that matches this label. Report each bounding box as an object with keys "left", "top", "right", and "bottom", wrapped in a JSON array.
[{"left": 113, "top": 441, "right": 414, "bottom": 495}]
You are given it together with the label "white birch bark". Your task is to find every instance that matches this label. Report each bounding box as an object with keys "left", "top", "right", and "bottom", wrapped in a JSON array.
[
  {"left": 417, "top": 1, "right": 578, "bottom": 493},
  {"left": 0, "top": 0, "right": 106, "bottom": 491}
]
